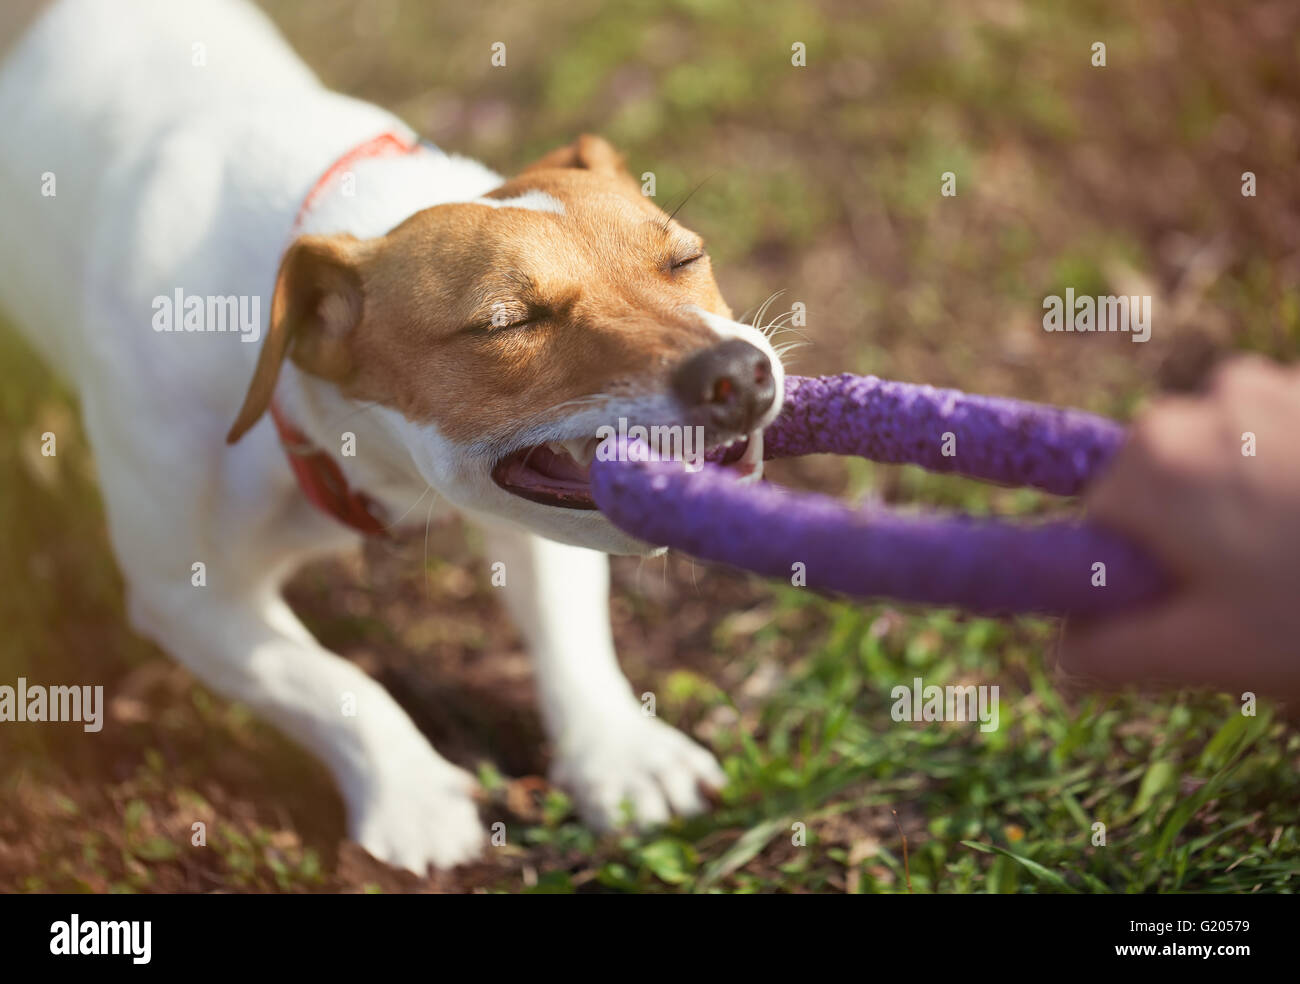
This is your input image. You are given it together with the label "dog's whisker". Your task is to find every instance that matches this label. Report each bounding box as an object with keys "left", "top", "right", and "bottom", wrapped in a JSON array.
[
  {"left": 746, "top": 292, "right": 775, "bottom": 329},
  {"left": 740, "top": 289, "right": 784, "bottom": 328},
  {"left": 422, "top": 491, "right": 438, "bottom": 600},
  {"left": 750, "top": 290, "right": 786, "bottom": 333},
  {"left": 384, "top": 484, "right": 434, "bottom": 532},
  {"left": 761, "top": 289, "right": 788, "bottom": 322},
  {"left": 512, "top": 392, "right": 611, "bottom": 434},
  {"left": 768, "top": 325, "right": 813, "bottom": 344},
  {"left": 760, "top": 308, "right": 809, "bottom": 337},
  {"left": 760, "top": 316, "right": 794, "bottom": 339},
  {"left": 322, "top": 399, "right": 384, "bottom": 434},
  {"left": 759, "top": 309, "right": 785, "bottom": 335}
]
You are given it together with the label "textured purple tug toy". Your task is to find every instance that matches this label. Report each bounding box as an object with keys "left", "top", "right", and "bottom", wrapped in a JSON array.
[{"left": 590, "top": 373, "right": 1170, "bottom": 615}]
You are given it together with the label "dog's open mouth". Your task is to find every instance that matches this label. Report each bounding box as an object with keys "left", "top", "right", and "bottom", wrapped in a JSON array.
[{"left": 491, "top": 431, "right": 764, "bottom": 509}]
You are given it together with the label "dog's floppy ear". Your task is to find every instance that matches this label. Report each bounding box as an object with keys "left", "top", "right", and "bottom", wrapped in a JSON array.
[
  {"left": 521, "top": 134, "right": 628, "bottom": 176},
  {"left": 226, "top": 234, "right": 368, "bottom": 444}
]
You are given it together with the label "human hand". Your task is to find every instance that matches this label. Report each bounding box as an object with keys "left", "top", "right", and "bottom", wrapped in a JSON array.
[{"left": 1057, "top": 356, "right": 1300, "bottom": 704}]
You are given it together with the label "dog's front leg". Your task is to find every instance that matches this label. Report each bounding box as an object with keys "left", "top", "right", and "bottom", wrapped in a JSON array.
[
  {"left": 480, "top": 525, "right": 726, "bottom": 829},
  {"left": 130, "top": 586, "right": 484, "bottom": 873}
]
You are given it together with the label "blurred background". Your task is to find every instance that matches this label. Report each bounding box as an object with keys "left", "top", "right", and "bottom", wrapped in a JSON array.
[{"left": 1, "top": 0, "right": 1297, "bottom": 892}]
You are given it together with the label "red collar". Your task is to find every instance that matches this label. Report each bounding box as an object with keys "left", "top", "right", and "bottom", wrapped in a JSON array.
[
  {"left": 271, "top": 130, "right": 422, "bottom": 537},
  {"left": 269, "top": 402, "right": 391, "bottom": 537}
]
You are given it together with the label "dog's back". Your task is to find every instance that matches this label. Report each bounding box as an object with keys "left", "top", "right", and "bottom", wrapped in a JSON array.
[{"left": 0, "top": 0, "right": 394, "bottom": 394}]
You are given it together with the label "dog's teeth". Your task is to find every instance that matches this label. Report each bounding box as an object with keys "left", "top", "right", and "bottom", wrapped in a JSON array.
[
  {"left": 735, "top": 430, "right": 764, "bottom": 484},
  {"left": 561, "top": 437, "right": 595, "bottom": 466}
]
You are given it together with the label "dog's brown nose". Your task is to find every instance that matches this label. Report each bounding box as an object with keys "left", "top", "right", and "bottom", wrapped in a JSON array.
[{"left": 671, "top": 339, "right": 775, "bottom": 434}]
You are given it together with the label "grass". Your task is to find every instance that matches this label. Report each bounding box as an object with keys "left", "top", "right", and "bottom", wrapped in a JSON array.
[
  {"left": 1, "top": 0, "right": 1298, "bottom": 893},
  {"left": 495, "top": 593, "right": 1299, "bottom": 894},
  {"left": 663, "top": 651, "right": 1288, "bottom": 892}
]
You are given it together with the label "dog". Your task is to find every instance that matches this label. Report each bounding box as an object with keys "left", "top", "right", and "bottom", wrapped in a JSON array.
[{"left": 0, "top": 0, "right": 784, "bottom": 873}]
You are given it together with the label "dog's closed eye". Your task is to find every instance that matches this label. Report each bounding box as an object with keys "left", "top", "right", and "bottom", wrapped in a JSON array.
[{"left": 469, "top": 302, "right": 545, "bottom": 333}]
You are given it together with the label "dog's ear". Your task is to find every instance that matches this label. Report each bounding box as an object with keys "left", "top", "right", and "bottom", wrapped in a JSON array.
[
  {"left": 226, "top": 234, "right": 368, "bottom": 444},
  {"left": 520, "top": 134, "right": 628, "bottom": 176}
]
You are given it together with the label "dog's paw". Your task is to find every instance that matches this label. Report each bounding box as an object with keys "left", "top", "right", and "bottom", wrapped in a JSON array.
[
  {"left": 551, "top": 714, "right": 727, "bottom": 831},
  {"left": 348, "top": 764, "right": 485, "bottom": 874}
]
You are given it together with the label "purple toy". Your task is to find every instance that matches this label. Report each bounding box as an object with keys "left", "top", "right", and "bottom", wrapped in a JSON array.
[{"left": 590, "top": 374, "right": 1169, "bottom": 615}]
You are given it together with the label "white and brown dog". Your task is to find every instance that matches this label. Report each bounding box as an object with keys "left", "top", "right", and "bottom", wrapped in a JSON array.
[{"left": 0, "top": 0, "right": 783, "bottom": 872}]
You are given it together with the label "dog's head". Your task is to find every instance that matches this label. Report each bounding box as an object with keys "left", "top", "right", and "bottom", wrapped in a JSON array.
[{"left": 228, "top": 135, "right": 783, "bottom": 554}]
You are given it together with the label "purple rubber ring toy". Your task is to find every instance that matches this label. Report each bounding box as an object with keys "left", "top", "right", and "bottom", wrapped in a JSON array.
[{"left": 590, "top": 373, "right": 1169, "bottom": 615}]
